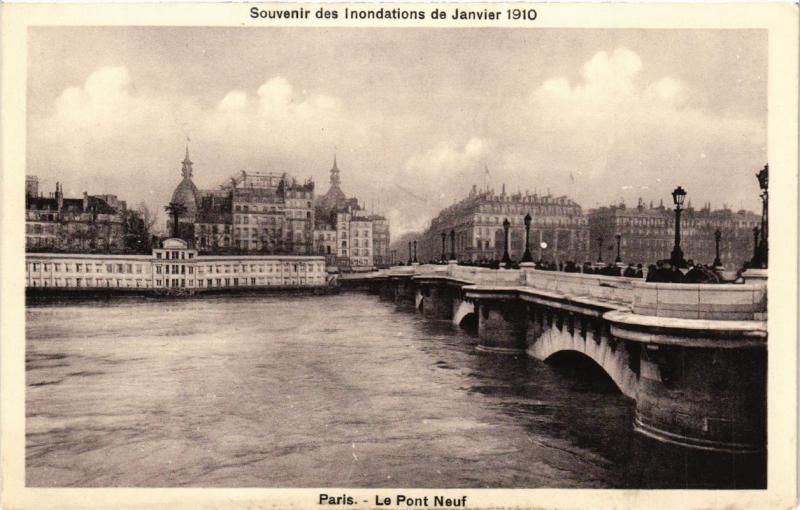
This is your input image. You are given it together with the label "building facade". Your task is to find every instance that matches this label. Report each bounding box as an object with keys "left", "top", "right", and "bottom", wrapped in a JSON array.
[
  {"left": 26, "top": 180, "right": 128, "bottom": 253},
  {"left": 587, "top": 199, "right": 761, "bottom": 269},
  {"left": 167, "top": 148, "right": 315, "bottom": 254},
  {"left": 26, "top": 238, "right": 327, "bottom": 290},
  {"left": 416, "top": 185, "right": 591, "bottom": 264},
  {"left": 313, "top": 157, "right": 390, "bottom": 271}
]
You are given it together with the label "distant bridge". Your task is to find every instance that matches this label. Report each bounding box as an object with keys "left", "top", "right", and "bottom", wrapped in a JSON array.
[{"left": 341, "top": 262, "right": 767, "bottom": 453}]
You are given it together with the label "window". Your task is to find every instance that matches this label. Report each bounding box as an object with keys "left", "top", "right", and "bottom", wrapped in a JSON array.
[{"left": 156, "top": 252, "right": 162, "bottom": 259}]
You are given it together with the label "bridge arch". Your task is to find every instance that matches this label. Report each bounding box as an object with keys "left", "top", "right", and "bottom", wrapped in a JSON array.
[
  {"left": 528, "top": 328, "right": 639, "bottom": 400},
  {"left": 452, "top": 300, "right": 476, "bottom": 329}
]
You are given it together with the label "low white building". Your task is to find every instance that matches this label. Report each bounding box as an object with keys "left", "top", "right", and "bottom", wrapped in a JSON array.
[{"left": 26, "top": 238, "right": 327, "bottom": 291}]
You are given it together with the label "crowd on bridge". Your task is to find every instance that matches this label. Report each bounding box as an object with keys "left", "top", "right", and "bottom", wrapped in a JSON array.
[{"left": 403, "top": 257, "right": 744, "bottom": 284}]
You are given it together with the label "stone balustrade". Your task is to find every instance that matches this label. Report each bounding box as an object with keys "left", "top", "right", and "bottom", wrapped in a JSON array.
[{"left": 368, "top": 264, "right": 767, "bottom": 320}]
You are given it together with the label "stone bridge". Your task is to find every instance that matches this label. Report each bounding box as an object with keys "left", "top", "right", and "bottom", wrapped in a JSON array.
[{"left": 341, "top": 262, "right": 767, "bottom": 454}]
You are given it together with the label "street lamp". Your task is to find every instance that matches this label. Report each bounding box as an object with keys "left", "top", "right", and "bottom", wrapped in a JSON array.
[
  {"left": 501, "top": 218, "right": 512, "bottom": 266},
  {"left": 670, "top": 186, "right": 687, "bottom": 267},
  {"left": 596, "top": 236, "right": 603, "bottom": 263},
  {"left": 407, "top": 241, "right": 412, "bottom": 265},
  {"left": 713, "top": 230, "right": 722, "bottom": 268},
  {"left": 449, "top": 229, "right": 456, "bottom": 261},
  {"left": 412, "top": 240, "right": 418, "bottom": 263},
  {"left": 752, "top": 164, "right": 768, "bottom": 269},
  {"left": 522, "top": 213, "right": 533, "bottom": 263},
  {"left": 441, "top": 232, "right": 446, "bottom": 262},
  {"left": 752, "top": 226, "right": 760, "bottom": 263},
  {"left": 614, "top": 234, "right": 622, "bottom": 264}
]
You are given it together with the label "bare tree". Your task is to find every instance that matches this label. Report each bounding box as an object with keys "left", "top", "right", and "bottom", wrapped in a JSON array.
[{"left": 137, "top": 202, "right": 157, "bottom": 233}]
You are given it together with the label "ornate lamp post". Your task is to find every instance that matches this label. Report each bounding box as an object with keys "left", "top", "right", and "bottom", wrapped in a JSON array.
[
  {"left": 521, "top": 213, "right": 533, "bottom": 263},
  {"left": 670, "top": 186, "right": 687, "bottom": 267},
  {"left": 752, "top": 226, "right": 760, "bottom": 263},
  {"left": 614, "top": 234, "right": 622, "bottom": 264},
  {"left": 412, "top": 240, "right": 418, "bottom": 263},
  {"left": 501, "top": 218, "right": 512, "bottom": 266},
  {"left": 449, "top": 229, "right": 456, "bottom": 261},
  {"left": 441, "top": 232, "right": 447, "bottom": 262},
  {"left": 713, "top": 230, "right": 722, "bottom": 267},
  {"left": 751, "top": 164, "right": 769, "bottom": 269},
  {"left": 407, "top": 241, "right": 412, "bottom": 265},
  {"left": 596, "top": 236, "right": 603, "bottom": 263}
]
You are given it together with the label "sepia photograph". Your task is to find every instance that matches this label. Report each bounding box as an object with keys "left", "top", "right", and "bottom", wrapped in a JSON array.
[{"left": 2, "top": 3, "right": 798, "bottom": 510}]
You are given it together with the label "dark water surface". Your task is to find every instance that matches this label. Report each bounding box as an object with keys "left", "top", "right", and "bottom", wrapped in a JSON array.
[{"left": 26, "top": 293, "right": 764, "bottom": 488}]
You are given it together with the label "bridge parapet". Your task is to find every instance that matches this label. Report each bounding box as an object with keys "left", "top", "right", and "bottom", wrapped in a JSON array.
[
  {"left": 632, "top": 281, "right": 766, "bottom": 320},
  {"left": 379, "top": 265, "right": 767, "bottom": 321},
  {"left": 521, "top": 269, "right": 637, "bottom": 306}
]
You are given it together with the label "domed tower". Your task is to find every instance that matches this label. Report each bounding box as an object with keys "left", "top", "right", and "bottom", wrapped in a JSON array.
[{"left": 166, "top": 145, "right": 201, "bottom": 241}]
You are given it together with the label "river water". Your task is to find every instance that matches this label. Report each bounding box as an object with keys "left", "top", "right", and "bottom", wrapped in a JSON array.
[{"left": 26, "top": 292, "right": 764, "bottom": 488}]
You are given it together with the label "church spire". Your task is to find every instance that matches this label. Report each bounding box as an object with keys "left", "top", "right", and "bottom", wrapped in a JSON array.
[
  {"left": 181, "top": 139, "right": 193, "bottom": 179},
  {"left": 330, "top": 153, "right": 341, "bottom": 187}
]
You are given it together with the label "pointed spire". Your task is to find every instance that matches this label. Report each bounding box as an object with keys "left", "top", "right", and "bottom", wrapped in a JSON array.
[
  {"left": 181, "top": 138, "right": 193, "bottom": 179},
  {"left": 330, "top": 152, "right": 341, "bottom": 187}
]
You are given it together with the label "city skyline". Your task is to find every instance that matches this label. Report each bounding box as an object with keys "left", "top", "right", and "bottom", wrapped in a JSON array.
[{"left": 28, "top": 27, "right": 766, "bottom": 238}]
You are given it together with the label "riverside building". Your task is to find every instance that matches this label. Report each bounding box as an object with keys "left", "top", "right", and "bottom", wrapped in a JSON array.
[
  {"left": 167, "top": 147, "right": 315, "bottom": 254},
  {"left": 313, "top": 157, "right": 390, "bottom": 272},
  {"left": 587, "top": 199, "right": 762, "bottom": 269},
  {"left": 26, "top": 238, "right": 327, "bottom": 291},
  {"left": 416, "top": 185, "right": 591, "bottom": 263},
  {"left": 25, "top": 177, "right": 132, "bottom": 253}
]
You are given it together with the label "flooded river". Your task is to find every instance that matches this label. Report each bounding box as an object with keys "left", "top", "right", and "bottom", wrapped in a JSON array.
[{"left": 26, "top": 293, "right": 764, "bottom": 488}]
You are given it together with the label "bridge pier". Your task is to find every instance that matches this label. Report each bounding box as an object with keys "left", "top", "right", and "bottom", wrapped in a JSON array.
[
  {"left": 392, "top": 277, "right": 416, "bottom": 306},
  {"left": 418, "top": 282, "right": 458, "bottom": 320},
  {"left": 608, "top": 311, "right": 767, "bottom": 453},
  {"left": 476, "top": 297, "right": 527, "bottom": 353},
  {"left": 378, "top": 277, "right": 395, "bottom": 301}
]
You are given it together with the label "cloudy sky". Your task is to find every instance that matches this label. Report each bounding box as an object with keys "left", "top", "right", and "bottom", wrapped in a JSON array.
[{"left": 28, "top": 27, "right": 766, "bottom": 236}]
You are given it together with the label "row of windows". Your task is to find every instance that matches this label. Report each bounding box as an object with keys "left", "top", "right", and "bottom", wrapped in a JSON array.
[
  {"left": 26, "top": 224, "right": 58, "bottom": 234},
  {"left": 153, "top": 275, "right": 323, "bottom": 288},
  {"left": 155, "top": 250, "right": 195, "bottom": 260},
  {"left": 194, "top": 262, "right": 322, "bottom": 274},
  {"left": 28, "top": 262, "right": 150, "bottom": 274},
  {"left": 234, "top": 227, "right": 283, "bottom": 237},
  {"left": 198, "top": 224, "right": 232, "bottom": 234},
  {"left": 29, "top": 278, "right": 151, "bottom": 288}
]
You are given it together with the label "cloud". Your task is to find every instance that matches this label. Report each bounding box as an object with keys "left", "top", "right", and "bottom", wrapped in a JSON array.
[
  {"left": 27, "top": 47, "right": 765, "bottom": 240},
  {"left": 508, "top": 46, "right": 765, "bottom": 208},
  {"left": 28, "top": 67, "right": 363, "bottom": 227}
]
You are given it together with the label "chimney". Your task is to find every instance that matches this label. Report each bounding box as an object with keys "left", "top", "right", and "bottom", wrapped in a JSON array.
[
  {"left": 56, "top": 182, "right": 63, "bottom": 211},
  {"left": 501, "top": 183, "right": 506, "bottom": 195},
  {"left": 83, "top": 191, "right": 89, "bottom": 212}
]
